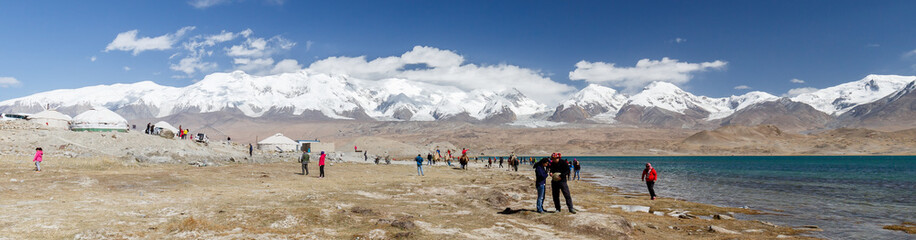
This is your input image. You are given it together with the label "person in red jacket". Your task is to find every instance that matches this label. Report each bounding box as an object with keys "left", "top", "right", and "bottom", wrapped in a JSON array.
[
  {"left": 319, "top": 151, "right": 326, "bottom": 178},
  {"left": 641, "top": 163, "right": 658, "bottom": 200}
]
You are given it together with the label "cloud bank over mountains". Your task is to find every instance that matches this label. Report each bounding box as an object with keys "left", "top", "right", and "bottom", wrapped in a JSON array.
[{"left": 103, "top": 27, "right": 737, "bottom": 105}]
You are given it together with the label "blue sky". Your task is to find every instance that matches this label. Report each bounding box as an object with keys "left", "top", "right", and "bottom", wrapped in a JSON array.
[{"left": 2, "top": 0, "right": 916, "bottom": 103}]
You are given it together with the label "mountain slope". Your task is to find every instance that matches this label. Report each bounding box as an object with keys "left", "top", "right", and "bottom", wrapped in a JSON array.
[
  {"left": 832, "top": 81, "right": 916, "bottom": 130},
  {"left": 720, "top": 98, "right": 833, "bottom": 132},
  {"left": 791, "top": 74, "right": 916, "bottom": 115}
]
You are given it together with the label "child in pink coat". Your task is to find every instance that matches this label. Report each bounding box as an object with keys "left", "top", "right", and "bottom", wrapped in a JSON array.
[{"left": 33, "top": 147, "right": 43, "bottom": 172}]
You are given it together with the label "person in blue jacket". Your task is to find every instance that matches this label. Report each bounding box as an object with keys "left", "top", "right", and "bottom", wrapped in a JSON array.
[
  {"left": 534, "top": 158, "right": 549, "bottom": 213},
  {"left": 415, "top": 154, "right": 425, "bottom": 176}
]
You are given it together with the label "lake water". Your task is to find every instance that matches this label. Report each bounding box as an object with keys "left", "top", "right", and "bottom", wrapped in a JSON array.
[{"left": 578, "top": 156, "right": 916, "bottom": 239}]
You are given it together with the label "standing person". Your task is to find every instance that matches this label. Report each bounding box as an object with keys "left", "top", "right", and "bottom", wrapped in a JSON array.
[
  {"left": 499, "top": 157, "right": 504, "bottom": 168},
  {"left": 427, "top": 153, "right": 433, "bottom": 165},
  {"left": 33, "top": 147, "right": 43, "bottom": 172},
  {"left": 318, "top": 151, "right": 326, "bottom": 178},
  {"left": 227, "top": 136, "right": 231, "bottom": 144},
  {"left": 573, "top": 159, "right": 582, "bottom": 180},
  {"left": 298, "top": 150, "right": 310, "bottom": 175},
  {"left": 415, "top": 154, "right": 425, "bottom": 176},
  {"left": 364, "top": 151, "right": 368, "bottom": 161},
  {"left": 487, "top": 157, "right": 492, "bottom": 168},
  {"left": 534, "top": 159, "right": 549, "bottom": 213},
  {"left": 641, "top": 163, "right": 658, "bottom": 200},
  {"left": 248, "top": 143, "right": 253, "bottom": 157},
  {"left": 145, "top": 123, "right": 151, "bottom": 134},
  {"left": 549, "top": 154, "right": 576, "bottom": 213}
]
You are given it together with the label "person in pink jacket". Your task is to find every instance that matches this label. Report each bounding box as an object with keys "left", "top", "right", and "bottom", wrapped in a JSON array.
[
  {"left": 33, "top": 147, "right": 43, "bottom": 172},
  {"left": 319, "top": 151, "right": 326, "bottom": 178}
]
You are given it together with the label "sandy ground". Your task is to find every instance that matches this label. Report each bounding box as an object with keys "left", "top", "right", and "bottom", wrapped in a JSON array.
[{"left": 0, "top": 156, "right": 818, "bottom": 240}]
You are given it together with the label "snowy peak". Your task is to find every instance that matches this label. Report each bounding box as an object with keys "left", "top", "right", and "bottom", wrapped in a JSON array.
[
  {"left": 791, "top": 74, "right": 916, "bottom": 115},
  {"left": 627, "top": 81, "right": 730, "bottom": 115},
  {"left": 560, "top": 84, "right": 628, "bottom": 112}
]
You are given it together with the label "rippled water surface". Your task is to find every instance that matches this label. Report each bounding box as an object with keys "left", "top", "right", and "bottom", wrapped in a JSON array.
[{"left": 578, "top": 156, "right": 916, "bottom": 239}]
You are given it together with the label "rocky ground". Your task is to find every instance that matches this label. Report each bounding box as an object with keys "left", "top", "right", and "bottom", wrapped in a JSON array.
[{"left": 0, "top": 151, "right": 821, "bottom": 239}]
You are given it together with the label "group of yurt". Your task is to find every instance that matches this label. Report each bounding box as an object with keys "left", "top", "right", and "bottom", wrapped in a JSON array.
[{"left": 27, "top": 107, "right": 130, "bottom": 132}]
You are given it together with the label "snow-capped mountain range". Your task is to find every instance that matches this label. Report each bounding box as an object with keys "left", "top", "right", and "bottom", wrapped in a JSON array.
[
  {"left": 1, "top": 71, "right": 914, "bottom": 130},
  {"left": 0, "top": 70, "right": 548, "bottom": 123}
]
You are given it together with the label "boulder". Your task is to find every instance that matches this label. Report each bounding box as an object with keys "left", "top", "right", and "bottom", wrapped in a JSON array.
[
  {"left": 713, "top": 214, "right": 734, "bottom": 220},
  {"left": 708, "top": 225, "right": 741, "bottom": 234},
  {"left": 609, "top": 205, "right": 651, "bottom": 213}
]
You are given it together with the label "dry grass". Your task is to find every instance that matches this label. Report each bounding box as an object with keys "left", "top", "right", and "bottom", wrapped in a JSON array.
[{"left": 883, "top": 222, "right": 916, "bottom": 234}]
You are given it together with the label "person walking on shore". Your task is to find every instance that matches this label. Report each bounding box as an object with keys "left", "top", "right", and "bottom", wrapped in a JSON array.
[
  {"left": 248, "top": 143, "right": 253, "bottom": 157},
  {"left": 415, "top": 154, "right": 425, "bottom": 176},
  {"left": 33, "top": 147, "right": 43, "bottom": 172},
  {"left": 499, "top": 157, "right": 504, "bottom": 168},
  {"left": 573, "top": 159, "right": 581, "bottom": 181},
  {"left": 298, "top": 150, "right": 310, "bottom": 175},
  {"left": 318, "top": 151, "right": 326, "bottom": 178},
  {"left": 364, "top": 151, "right": 368, "bottom": 161},
  {"left": 534, "top": 159, "right": 549, "bottom": 213},
  {"left": 549, "top": 154, "right": 576, "bottom": 213},
  {"left": 641, "top": 163, "right": 657, "bottom": 200}
]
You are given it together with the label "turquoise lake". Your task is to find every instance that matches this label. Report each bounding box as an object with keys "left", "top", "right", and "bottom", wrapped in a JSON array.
[{"left": 577, "top": 156, "right": 916, "bottom": 239}]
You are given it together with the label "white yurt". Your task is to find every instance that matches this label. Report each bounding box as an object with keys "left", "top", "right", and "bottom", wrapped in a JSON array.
[
  {"left": 258, "top": 133, "right": 298, "bottom": 152},
  {"left": 153, "top": 121, "right": 179, "bottom": 135},
  {"left": 27, "top": 110, "right": 72, "bottom": 130},
  {"left": 70, "top": 107, "right": 129, "bottom": 132}
]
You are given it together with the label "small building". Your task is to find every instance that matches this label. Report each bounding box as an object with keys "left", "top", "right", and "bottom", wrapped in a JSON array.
[
  {"left": 297, "top": 139, "right": 335, "bottom": 153},
  {"left": 258, "top": 133, "right": 298, "bottom": 152},
  {"left": 153, "top": 121, "right": 179, "bottom": 136},
  {"left": 70, "top": 107, "right": 129, "bottom": 132},
  {"left": 27, "top": 110, "right": 72, "bottom": 129}
]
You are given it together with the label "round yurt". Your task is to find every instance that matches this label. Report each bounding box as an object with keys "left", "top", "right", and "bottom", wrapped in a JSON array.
[
  {"left": 27, "top": 110, "right": 72, "bottom": 130},
  {"left": 70, "top": 107, "right": 129, "bottom": 132},
  {"left": 153, "top": 121, "right": 179, "bottom": 136},
  {"left": 258, "top": 133, "right": 298, "bottom": 152}
]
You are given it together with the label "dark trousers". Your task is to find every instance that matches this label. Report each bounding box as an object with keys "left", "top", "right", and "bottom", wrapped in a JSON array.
[
  {"left": 319, "top": 165, "right": 325, "bottom": 177},
  {"left": 301, "top": 164, "right": 308, "bottom": 175},
  {"left": 551, "top": 181, "right": 574, "bottom": 212},
  {"left": 646, "top": 181, "right": 656, "bottom": 198}
]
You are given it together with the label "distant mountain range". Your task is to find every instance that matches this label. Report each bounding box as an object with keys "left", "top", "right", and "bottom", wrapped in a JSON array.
[{"left": 1, "top": 71, "right": 914, "bottom": 131}]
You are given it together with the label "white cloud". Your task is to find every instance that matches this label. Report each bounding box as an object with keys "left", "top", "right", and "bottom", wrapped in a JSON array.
[
  {"left": 674, "top": 38, "right": 686, "bottom": 43},
  {"left": 790, "top": 78, "right": 805, "bottom": 84},
  {"left": 105, "top": 26, "right": 195, "bottom": 55},
  {"left": 734, "top": 85, "right": 751, "bottom": 90},
  {"left": 271, "top": 59, "right": 303, "bottom": 74},
  {"left": 123, "top": 66, "right": 131, "bottom": 71},
  {"left": 568, "top": 57, "right": 727, "bottom": 92},
  {"left": 171, "top": 55, "right": 218, "bottom": 75},
  {"left": 866, "top": 43, "right": 880, "bottom": 48},
  {"left": 90, "top": 56, "right": 97, "bottom": 62},
  {"left": 0, "top": 77, "right": 21, "bottom": 88},
  {"left": 906, "top": 49, "right": 916, "bottom": 58},
  {"left": 188, "top": 0, "right": 231, "bottom": 8},
  {"left": 783, "top": 87, "right": 819, "bottom": 97},
  {"left": 189, "top": 0, "right": 285, "bottom": 8},
  {"left": 226, "top": 35, "right": 295, "bottom": 58},
  {"left": 306, "top": 40, "right": 314, "bottom": 51},
  {"left": 307, "top": 46, "right": 574, "bottom": 104}
]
